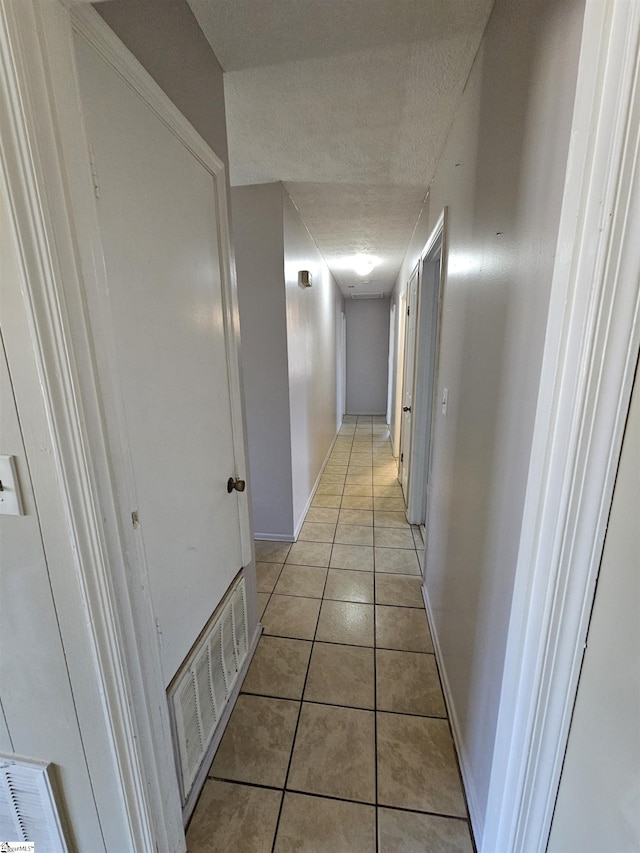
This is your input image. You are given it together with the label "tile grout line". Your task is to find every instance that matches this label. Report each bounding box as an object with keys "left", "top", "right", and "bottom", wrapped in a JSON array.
[
  {"left": 242, "top": 423, "right": 457, "bottom": 849},
  {"left": 269, "top": 456, "right": 343, "bottom": 853},
  {"left": 208, "top": 773, "right": 470, "bottom": 823}
]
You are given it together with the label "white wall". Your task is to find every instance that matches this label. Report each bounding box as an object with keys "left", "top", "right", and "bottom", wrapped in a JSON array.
[
  {"left": 1, "top": 126, "right": 144, "bottom": 845},
  {"left": 547, "top": 366, "right": 640, "bottom": 853},
  {"left": 345, "top": 298, "right": 390, "bottom": 415},
  {"left": 0, "top": 289, "right": 104, "bottom": 850},
  {"left": 283, "top": 189, "right": 344, "bottom": 533},
  {"left": 390, "top": 0, "right": 585, "bottom": 836},
  {"left": 232, "top": 185, "right": 294, "bottom": 538}
]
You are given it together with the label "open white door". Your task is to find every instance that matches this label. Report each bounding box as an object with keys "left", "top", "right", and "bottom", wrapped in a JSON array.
[
  {"left": 74, "top": 32, "right": 249, "bottom": 686},
  {"left": 386, "top": 304, "right": 396, "bottom": 425},
  {"left": 406, "top": 211, "right": 446, "bottom": 526},
  {"left": 399, "top": 265, "right": 420, "bottom": 502}
]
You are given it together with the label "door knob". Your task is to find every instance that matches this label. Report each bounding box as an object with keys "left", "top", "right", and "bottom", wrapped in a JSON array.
[
  {"left": 403, "top": 406, "right": 412, "bottom": 412},
  {"left": 227, "top": 477, "right": 246, "bottom": 494}
]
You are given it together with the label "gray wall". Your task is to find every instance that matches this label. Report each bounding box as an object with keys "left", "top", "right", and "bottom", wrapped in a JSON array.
[
  {"left": 96, "top": 0, "right": 229, "bottom": 166},
  {"left": 233, "top": 185, "right": 343, "bottom": 538},
  {"left": 391, "top": 0, "right": 585, "bottom": 837},
  {"left": 232, "top": 185, "right": 293, "bottom": 539},
  {"left": 345, "top": 298, "right": 390, "bottom": 415},
  {"left": 283, "top": 190, "right": 344, "bottom": 531},
  {"left": 548, "top": 367, "right": 640, "bottom": 853}
]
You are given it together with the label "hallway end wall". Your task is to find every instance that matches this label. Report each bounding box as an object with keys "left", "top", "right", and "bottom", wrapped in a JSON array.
[
  {"left": 283, "top": 190, "right": 344, "bottom": 534},
  {"left": 391, "top": 0, "right": 585, "bottom": 840},
  {"left": 345, "top": 297, "right": 390, "bottom": 415}
]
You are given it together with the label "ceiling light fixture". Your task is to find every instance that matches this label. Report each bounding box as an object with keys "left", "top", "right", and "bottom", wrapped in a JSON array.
[
  {"left": 351, "top": 254, "right": 379, "bottom": 276},
  {"left": 336, "top": 254, "right": 380, "bottom": 277}
]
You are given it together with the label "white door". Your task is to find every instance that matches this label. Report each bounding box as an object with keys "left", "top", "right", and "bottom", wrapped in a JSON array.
[
  {"left": 386, "top": 304, "right": 396, "bottom": 425},
  {"left": 75, "top": 37, "right": 247, "bottom": 685},
  {"left": 399, "top": 266, "right": 419, "bottom": 501},
  {"left": 341, "top": 312, "right": 347, "bottom": 418}
]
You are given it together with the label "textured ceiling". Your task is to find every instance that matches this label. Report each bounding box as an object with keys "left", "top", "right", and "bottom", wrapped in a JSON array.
[{"left": 188, "top": 0, "right": 494, "bottom": 295}]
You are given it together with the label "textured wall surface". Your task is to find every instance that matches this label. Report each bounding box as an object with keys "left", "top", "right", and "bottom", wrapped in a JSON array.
[{"left": 188, "top": 0, "right": 494, "bottom": 296}]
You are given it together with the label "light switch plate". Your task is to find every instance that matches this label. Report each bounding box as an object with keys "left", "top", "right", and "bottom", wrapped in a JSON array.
[{"left": 0, "top": 455, "right": 25, "bottom": 515}]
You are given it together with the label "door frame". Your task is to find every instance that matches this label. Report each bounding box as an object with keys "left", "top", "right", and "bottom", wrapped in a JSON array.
[
  {"left": 406, "top": 209, "right": 447, "bottom": 526},
  {"left": 392, "top": 290, "right": 408, "bottom": 457},
  {"left": 0, "top": 2, "right": 252, "bottom": 850},
  {"left": 341, "top": 311, "right": 347, "bottom": 419},
  {"left": 398, "top": 262, "right": 420, "bottom": 500},
  {"left": 482, "top": 2, "right": 640, "bottom": 850},
  {"left": 386, "top": 303, "right": 396, "bottom": 426}
]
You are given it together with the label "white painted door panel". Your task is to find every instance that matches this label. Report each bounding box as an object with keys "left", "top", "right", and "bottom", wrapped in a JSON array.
[
  {"left": 75, "top": 37, "right": 244, "bottom": 685},
  {"left": 399, "top": 267, "right": 419, "bottom": 501}
]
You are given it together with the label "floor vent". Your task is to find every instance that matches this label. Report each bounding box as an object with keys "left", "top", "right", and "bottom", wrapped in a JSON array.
[
  {"left": 0, "top": 755, "right": 67, "bottom": 851},
  {"left": 168, "top": 575, "right": 249, "bottom": 802}
]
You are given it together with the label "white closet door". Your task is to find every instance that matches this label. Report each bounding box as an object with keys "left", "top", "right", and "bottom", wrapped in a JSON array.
[
  {"left": 399, "top": 266, "right": 419, "bottom": 502},
  {"left": 75, "top": 35, "right": 246, "bottom": 685}
]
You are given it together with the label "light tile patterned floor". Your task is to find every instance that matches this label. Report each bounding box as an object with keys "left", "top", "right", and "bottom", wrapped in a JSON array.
[{"left": 187, "top": 416, "right": 474, "bottom": 852}]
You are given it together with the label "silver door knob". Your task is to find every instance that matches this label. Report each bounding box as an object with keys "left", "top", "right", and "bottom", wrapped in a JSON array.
[{"left": 227, "top": 477, "right": 246, "bottom": 494}]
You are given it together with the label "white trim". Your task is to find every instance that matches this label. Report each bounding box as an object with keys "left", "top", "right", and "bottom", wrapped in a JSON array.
[
  {"left": 254, "top": 532, "right": 296, "bottom": 543},
  {"left": 406, "top": 209, "right": 446, "bottom": 525},
  {"left": 293, "top": 431, "right": 339, "bottom": 540},
  {"left": 66, "top": 2, "right": 252, "bottom": 838},
  {"left": 391, "top": 286, "right": 408, "bottom": 458},
  {"left": 482, "top": 3, "right": 640, "bottom": 851},
  {"left": 0, "top": 2, "right": 254, "bottom": 850},
  {"left": 71, "top": 6, "right": 252, "bottom": 569},
  {"left": 422, "top": 585, "right": 482, "bottom": 841},
  {"left": 386, "top": 303, "right": 396, "bottom": 425},
  {"left": 0, "top": 2, "right": 157, "bottom": 849},
  {"left": 256, "top": 414, "right": 340, "bottom": 542}
]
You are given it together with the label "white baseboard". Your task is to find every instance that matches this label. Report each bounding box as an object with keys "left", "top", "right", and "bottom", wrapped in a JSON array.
[
  {"left": 181, "top": 624, "right": 262, "bottom": 825},
  {"left": 293, "top": 432, "right": 339, "bottom": 540},
  {"left": 422, "top": 584, "right": 484, "bottom": 846},
  {"left": 253, "top": 531, "right": 295, "bottom": 543}
]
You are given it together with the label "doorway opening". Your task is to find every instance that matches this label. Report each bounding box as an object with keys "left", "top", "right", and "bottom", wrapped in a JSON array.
[{"left": 397, "top": 211, "right": 447, "bottom": 539}]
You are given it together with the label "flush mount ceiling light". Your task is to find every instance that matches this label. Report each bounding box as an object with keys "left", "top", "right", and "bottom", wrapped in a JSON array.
[
  {"left": 351, "top": 254, "right": 379, "bottom": 276},
  {"left": 336, "top": 254, "right": 380, "bottom": 277}
]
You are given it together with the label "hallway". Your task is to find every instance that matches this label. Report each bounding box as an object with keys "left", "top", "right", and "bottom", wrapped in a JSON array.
[{"left": 186, "top": 417, "right": 473, "bottom": 851}]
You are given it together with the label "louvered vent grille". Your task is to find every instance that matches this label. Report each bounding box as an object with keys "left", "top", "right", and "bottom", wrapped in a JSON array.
[
  {"left": 168, "top": 575, "right": 249, "bottom": 802},
  {"left": 0, "top": 756, "right": 67, "bottom": 851}
]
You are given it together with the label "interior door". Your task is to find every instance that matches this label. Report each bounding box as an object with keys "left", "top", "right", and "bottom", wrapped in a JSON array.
[
  {"left": 399, "top": 265, "right": 419, "bottom": 501},
  {"left": 75, "top": 36, "right": 246, "bottom": 686}
]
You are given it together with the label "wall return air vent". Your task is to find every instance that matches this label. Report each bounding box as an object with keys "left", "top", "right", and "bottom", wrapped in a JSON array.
[
  {"left": 167, "top": 575, "right": 249, "bottom": 804},
  {"left": 0, "top": 755, "right": 67, "bottom": 851},
  {"left": 350, "top": 292, "right": 385, "bottom": 299}
]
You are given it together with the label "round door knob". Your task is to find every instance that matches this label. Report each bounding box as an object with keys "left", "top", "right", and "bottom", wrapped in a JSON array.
[
  {"left": 403, "top": 406, "right": 412, "bottom": 412},
  {"left": 227, "top": 477, "right": 246, "bottom": 494}
]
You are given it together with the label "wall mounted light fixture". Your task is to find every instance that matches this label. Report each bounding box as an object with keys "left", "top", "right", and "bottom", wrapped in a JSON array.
[{"left": 298, "top": 270, "right": 313, "bottom": 288}]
